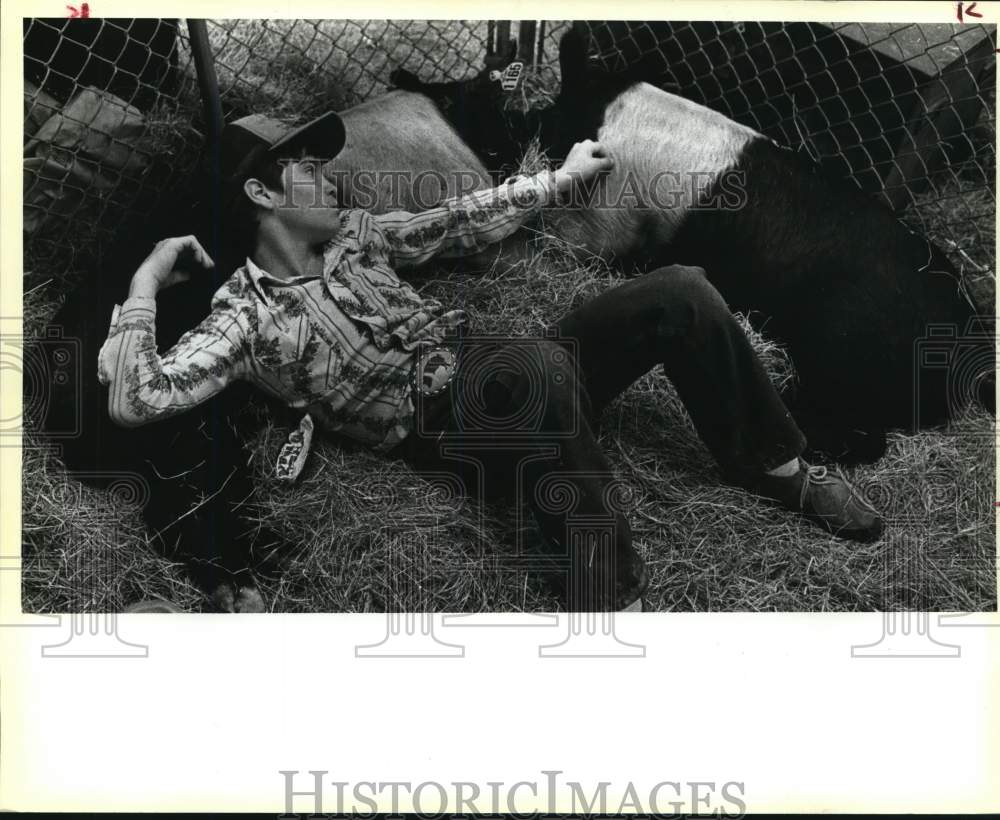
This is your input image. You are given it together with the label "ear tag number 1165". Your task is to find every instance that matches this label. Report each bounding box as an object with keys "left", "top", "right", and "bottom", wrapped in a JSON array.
[{"left": 490, "top": 61, "right": 524, "bottom": 92}]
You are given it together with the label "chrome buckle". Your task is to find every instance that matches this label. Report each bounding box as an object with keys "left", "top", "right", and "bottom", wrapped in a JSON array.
[{"left": 412, "top": 346, "right": 458, "bottom": 398}]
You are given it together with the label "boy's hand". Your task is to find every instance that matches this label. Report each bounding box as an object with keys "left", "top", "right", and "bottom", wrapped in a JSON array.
[
  {"left": 129, "top": 235, "right": 215, "bottom": 298},
  {"left": 553, "top": 139, "right": 614, "bottom": 198}
]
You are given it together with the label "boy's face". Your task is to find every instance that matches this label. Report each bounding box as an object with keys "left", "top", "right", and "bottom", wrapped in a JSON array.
[{"left": 273, "top": 153, "right": 341, "bottom": 240}]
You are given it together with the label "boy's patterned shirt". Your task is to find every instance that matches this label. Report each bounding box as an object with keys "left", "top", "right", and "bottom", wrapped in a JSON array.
[{"left": 98, "top": 172, "right": 555, "bottom": 451}]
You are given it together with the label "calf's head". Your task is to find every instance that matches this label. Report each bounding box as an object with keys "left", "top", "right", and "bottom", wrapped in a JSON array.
[
  {"left": 389, "top": 38, "right": 532, "bottom": 180},
  {"left": 388, "top": 28, "right": 659, "bottom": 178}
]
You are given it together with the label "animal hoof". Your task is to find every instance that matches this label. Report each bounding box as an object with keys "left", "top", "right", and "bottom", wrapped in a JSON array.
[
  {"left": 210, "top": 583, "right": 237, "bottom": 613},
  {"left": 234, "top": 586, "right": 266, "bottom": 613}
]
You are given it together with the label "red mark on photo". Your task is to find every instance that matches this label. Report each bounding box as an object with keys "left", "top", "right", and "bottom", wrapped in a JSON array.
[
  {"left": 957, "top": 2, "right": 984, "bottom": 22},
  {"left": 66, "top": 2, "right": 90, "bottom": 18}
]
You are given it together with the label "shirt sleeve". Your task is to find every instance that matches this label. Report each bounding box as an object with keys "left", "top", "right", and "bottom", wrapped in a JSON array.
[
  {"left": 369, "top": 171, "right": 556, "bottom": 268},
  {"left": 97, "top": 292, "right": 250, "bottom": 428}
]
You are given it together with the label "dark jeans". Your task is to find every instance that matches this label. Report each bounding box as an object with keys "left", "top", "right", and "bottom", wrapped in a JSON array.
[{"left": 398, "top": 265, "right": 807, "bottom": 610}]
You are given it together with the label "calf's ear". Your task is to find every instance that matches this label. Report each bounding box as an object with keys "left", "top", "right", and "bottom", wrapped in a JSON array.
[
  {"left": 485, "top": 37, "right": 518, "bottom": 72},
  {"left": 389, "top": 68, "right": 421, "bottom": 90},
  {"left": 558, "top": 27, "right": 589, "bottom": 80},
  {"left": 503, "top": 37, "right": 518, "bottom": 63},
  {"left": 558, "top": 28, "right": 590, "bottom": 99}
]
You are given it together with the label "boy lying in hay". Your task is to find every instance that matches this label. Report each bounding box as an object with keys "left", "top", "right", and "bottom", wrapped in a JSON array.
[{"left": 97, "top": 111, "right": 882, "bottom": 611}]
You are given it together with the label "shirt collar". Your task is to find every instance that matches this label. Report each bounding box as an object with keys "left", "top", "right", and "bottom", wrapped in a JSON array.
[
  {"left": 243, "top": 254, "right": 323, "bottom": 304},
  {"left": 243, "top": 255, "right": 276, "bottom": 304},
  {"left": 241, "top": 210, "right": 360, "bottom": 303}
]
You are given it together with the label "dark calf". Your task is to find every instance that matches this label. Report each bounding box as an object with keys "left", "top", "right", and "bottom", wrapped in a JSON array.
[
  {"left": 392, "top": 28, "right": 994, "bottom": 463},
  {"left": 390, "top": 38, "right": 530, "bottom": 183},
  {"left": 390, "top": 33, "right": 648, "bottom": 184},
  {"left": 35, "top": 183, "right": 286, "bottom": 608}
]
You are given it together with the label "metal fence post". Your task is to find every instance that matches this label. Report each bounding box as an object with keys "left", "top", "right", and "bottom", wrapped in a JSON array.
[
  {"left": 518, "top": 21, "right": 537, "bottom": 64},
  {"left": 187, "top": 19, "right": 223, "bottom": 148}
]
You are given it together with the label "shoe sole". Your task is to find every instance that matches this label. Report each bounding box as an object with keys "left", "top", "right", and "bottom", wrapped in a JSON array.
[{"left": 809, "top": 513, "right": 884, "bottom": 543}]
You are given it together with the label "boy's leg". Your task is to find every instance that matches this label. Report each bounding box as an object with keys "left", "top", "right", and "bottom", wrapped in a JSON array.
[
  {"left": 556, "top": 264, "right": 805, "bottom": 475},
  {"left": 555, "top": 265, "right": 881, "bottom": 540},
  {"left": 402, "top": 338, "right": 647, "bottom": 611}
]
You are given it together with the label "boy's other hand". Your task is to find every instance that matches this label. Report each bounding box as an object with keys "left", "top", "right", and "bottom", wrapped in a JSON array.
[
  {"left": 553, "top": 139, "right": 614, "bottom": 198},
  {"left": 130, "top": 235, "right": 215, "bottom": 298}
]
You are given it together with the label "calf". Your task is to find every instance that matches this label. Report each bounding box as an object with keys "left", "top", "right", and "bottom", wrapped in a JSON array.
[
  {"left": 391, "top": 29, "right": 994, "bottom": 463},
  {"left": 37, "top": 189, "right": 282, "bottom": 609}
]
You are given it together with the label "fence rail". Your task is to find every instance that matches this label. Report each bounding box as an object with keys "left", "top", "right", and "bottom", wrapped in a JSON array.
[{"left": 22, "top": 18, "right": 997, "bottom": 306}]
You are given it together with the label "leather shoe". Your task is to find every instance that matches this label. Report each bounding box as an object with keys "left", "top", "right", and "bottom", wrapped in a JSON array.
[{"left": 744, "top": 458, "right": 884, "bottom": 542}]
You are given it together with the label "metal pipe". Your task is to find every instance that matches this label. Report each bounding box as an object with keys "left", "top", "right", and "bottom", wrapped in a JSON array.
[
  {"left": 496, "top": 20, "right": 511, "bottom": 53},
  {"left": 517, "top": 20, "right": 537, "bottom": 65},
  {"left": 187, "top": 19, "right": 223, "bottom": 148},
  {"left": 186, "top": 19, "right": 225, "bottom": 274}
]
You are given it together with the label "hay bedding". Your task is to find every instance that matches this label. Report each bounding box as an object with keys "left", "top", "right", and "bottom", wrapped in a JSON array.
[{"left": 23, "top": 223, "right": 993, "bottom": 614}]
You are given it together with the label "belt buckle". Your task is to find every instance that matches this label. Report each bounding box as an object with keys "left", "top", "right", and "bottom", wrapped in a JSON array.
[{"left": 412, "top": 345, "right": 458, "bottom": 398}]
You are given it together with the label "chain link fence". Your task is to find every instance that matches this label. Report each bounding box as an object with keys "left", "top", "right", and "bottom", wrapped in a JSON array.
[
  {"left": 23, "top": 18, "right": 997, "bottom": 308},
  {"left": 23, "top": 18, "right": 195, "bottom": 278},
  {"left": 207, "top": 19, "right": 489, "bottom": 119},
  {"left": 22, "top": 19, "right": 490, "bottom": 279}
]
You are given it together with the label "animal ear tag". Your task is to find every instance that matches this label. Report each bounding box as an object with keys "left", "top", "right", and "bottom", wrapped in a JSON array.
[
  {"left": 491, "top": 61, "right": 524, "bottom": 92},
  {"left": 275, "top": 413, "right": 314, "bottom": 483}
]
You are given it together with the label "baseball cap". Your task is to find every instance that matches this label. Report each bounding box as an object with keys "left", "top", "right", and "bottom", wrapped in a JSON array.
[{"left": 219, "top": 110, "right": 346, "bottom": 193}]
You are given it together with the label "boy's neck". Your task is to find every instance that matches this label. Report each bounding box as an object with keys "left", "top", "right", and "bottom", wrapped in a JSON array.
[{"left": 252, "top": 229, "right": 326, "bottom": 281}]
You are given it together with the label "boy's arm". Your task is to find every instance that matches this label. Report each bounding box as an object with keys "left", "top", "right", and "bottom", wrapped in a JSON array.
[
  {"left": 371, "top": 171, "right": 557, "bottom": 269},
  {"left": 97, "top": 236, "right": 250, "bottom": 428},
  {"left": 372, "top": 139, "right": 613, "bottom": 269}
]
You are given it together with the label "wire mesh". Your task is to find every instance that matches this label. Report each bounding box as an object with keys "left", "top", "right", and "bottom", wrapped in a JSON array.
[
  {"left": 23, "top": 18, "right": 200, "bottom": 277},
  {"left": 207, "top": 19, "right": 489, "bottom": 120}
]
